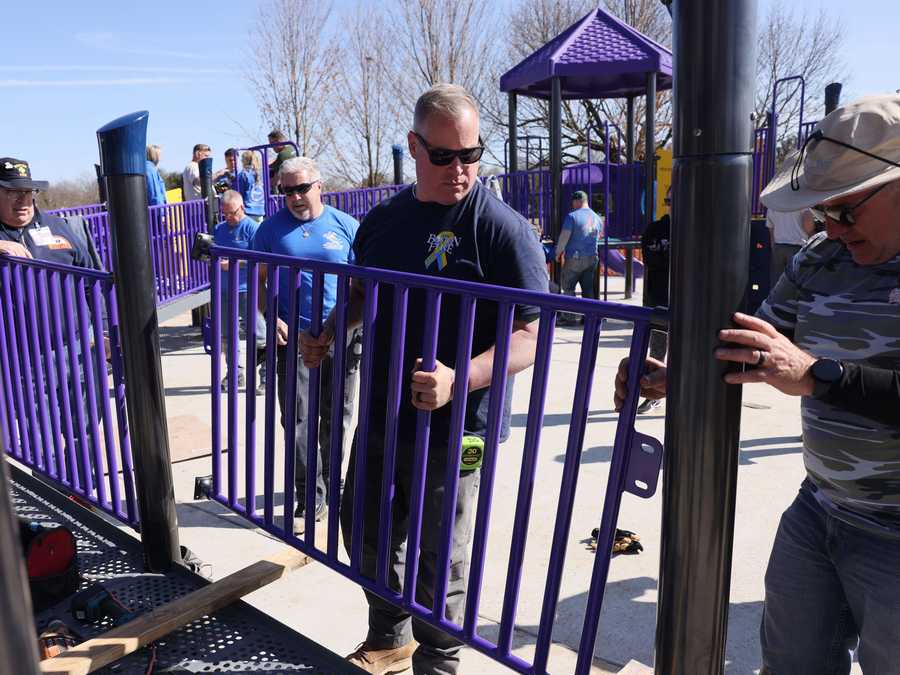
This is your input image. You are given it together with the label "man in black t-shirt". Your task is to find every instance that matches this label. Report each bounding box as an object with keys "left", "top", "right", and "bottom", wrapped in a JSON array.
[{"left": 301, "top": 84, "right": 547, "bottom": 675}]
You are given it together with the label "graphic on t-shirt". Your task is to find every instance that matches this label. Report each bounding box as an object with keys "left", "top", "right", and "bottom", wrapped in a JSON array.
[
  {"left": 425, "top": 231, "right": 460, "bottom": 271},
  {"left": 890, "top": 288, "right": 900, "bottom": 305},
  {"left": 322, "top": 231, "right": 343, "bottom": 250}
]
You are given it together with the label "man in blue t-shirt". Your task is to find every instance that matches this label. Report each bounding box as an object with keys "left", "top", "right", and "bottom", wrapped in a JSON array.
[
  {"left": 251, "top": 157, "right": 359, "bottom": 534},
  {"left": 214, "top": 190, "right": 264, "bottom": 393},
  {"left": 555, "top": 190, "right": 603, "bottom": 320},
  {"left": 301, "top": 84, "right": 548, "bottom": 675}
]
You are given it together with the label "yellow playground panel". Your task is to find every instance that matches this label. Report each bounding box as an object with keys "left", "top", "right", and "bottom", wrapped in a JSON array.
[{"left": 656, "top": 146, "right": 672, "bottom": 216}]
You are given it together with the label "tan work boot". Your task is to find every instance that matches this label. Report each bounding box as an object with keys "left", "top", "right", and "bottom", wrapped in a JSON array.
[{"left": 345, "top": 640, "right": 417, "bottom": 674}]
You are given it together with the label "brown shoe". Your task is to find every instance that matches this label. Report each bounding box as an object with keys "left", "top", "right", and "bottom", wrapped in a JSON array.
[{"left": 345, "top": 640, "right": 417, "bottom": 674}]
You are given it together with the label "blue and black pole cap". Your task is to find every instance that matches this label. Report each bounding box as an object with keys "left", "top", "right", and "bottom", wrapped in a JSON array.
[
  {"left": 199, "top": 157, "right": 213, "bottom": 181},
  {"left": 391, "top": 144, "right": 404, "bottom": 159},
  {"left": 96, "top": 111, "right": 149, "bottom": 177}
]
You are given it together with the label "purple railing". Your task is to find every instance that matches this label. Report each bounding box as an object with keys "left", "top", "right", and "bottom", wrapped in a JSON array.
[
  {"left": 50, "top": 202, "right": 107, "bottom": 218},
  {"left": 265, "top": 184, "right": 407, "bottom": 220},
  {"left": 0, "top": 256, "right": 138, "bottom": 526},
  {"left": 752, "top": 126, "right": 771, "bottom": 217},
  {"left": 147, "top": 200, "right": 211, "bottom": 305},
  {"left": 209, "top": 244, "right": 664, "bottom": 674}
]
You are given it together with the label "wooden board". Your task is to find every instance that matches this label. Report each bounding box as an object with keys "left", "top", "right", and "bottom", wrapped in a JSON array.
[{"left": 40, "top": 548, "right": 312, "bottom": 675}]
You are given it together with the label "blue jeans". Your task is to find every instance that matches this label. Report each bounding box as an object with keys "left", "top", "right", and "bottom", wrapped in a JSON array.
[
  {"left": 761, "top": 481, "right": 900, "bottom": 674},
  {"left": 560, "top": 254, "right": 597, "bottom": 301}
]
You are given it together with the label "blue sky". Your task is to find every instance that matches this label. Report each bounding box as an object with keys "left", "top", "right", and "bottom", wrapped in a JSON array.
[{"left": 1, "top": 0, "right": 897, "bottom": 184}]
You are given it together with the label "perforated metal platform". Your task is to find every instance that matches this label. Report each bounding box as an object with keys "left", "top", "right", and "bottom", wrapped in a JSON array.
[{"left": 10, "top": 464, "right": 357, "bottom": 674}]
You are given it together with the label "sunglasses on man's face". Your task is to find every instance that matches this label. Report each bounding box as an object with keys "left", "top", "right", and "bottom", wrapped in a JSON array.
[
  {"left": 808, "top": 182, "right": 889, "bottom": 227},
  {"left": 413, "top": 132, "right": 484, "bottom": 166},
  {"left": 283, "top": 181, "right": 318, "bottom": 196}
]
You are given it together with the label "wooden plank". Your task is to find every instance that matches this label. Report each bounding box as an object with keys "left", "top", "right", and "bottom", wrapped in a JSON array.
[{"left": 40, "top": 548, "right": 312, "bottom": 675}]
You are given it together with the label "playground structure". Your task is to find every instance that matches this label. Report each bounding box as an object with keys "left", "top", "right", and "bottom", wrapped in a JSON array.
[{"left": 0, "top": 2, "right": 844, "bottom": 674}]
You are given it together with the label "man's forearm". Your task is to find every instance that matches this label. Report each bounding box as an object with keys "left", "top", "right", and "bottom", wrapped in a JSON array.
[
  {"left": 323, "top": 280, "right": 366, "bottom": 337},
  {"left": 466, "top": 320, "right": 539, "bottom": 392}
]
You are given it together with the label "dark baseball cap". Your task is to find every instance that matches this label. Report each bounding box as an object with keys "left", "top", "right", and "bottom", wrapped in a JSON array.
[{"left": 0, "top": 157, "right": 49, "bottom": 191}]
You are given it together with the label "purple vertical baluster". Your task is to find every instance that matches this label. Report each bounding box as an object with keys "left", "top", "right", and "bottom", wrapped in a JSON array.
[
  {"left": 350, "top": 279, "right": 379, "bottom": 570},
  {"left": 226, "top": 255, "right": 240, "bottom": 510},
  {"left": 262, "top": 265, "right": 279, "bottom": 526},
  {"left": 282, "top": 269, "right": 301, "bottom": 537},
  {"left": 0, "top": 263, "right": 20, "bottom": 458},
  {"left": 375, "top": 284, "right": 409, "bottom": 586},
  {"left": 303, "top": 271, "right": 324, "bottom": 544},
  {"left": 574, "top": 319, "right": 651, "bottom": 675},
  {"left": 11, "top": 265, "right": 42, "bottom": 468},
  {"left": 532, "top": 314, "right": 602, "bottom": 674},
  {"left": 74, "top": 276, "right": 109, "bottom": 509},
  {"left": 0, "top": 263, "right": 29, "bottom": 463},
  {"left": 402, "top": 290, "right": 441, "bottom": 607},
  {"left": 210, "top": 259, "right": 223, "bottom": 499},
  {"left": 88, "top": 279, "right": 123, "bottom": 515},
  {"left": 103, "top": 280, "right": 137, "bottom": 524},
  {"left": 245, "top": 260, "right": 259, "bottom": 520},
  {"left": 61, "top": 275, "right": 93, "bottom": 498},
  {"left": 497, "top": 308, "right": 556, "bottom": 655},
  {"left": 24, "top": 265, "right": 57, "bottom": 472},
  {"left": 34, "top": 269, "right": 65, "bottom": 480},
  {"left": 48, "top": 272, "right": 78, "bottom": 488},
  {"left": 431, "top": 295, "right": 476, "bottom": 623},
  {"left": 326, "top": 274, "right": 350, "bottom": 558},
  {"left": 462, "top": 302, "right": 514, "bottom": 637}
]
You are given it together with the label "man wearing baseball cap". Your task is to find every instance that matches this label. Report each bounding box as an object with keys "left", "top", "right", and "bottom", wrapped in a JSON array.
[
  {"left": 0, "top": 157, "right": 97, "bottom": 267},
  {"left": 614, "top": 94, "right": 900, "bottom": 673},
  {"left": 556, "top": 190, "right": 603, "bottom": 324}
]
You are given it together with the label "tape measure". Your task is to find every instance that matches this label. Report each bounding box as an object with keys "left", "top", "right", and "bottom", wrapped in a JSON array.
[{"left": 460, "top": 436, "right": 484, "bottom": 471}]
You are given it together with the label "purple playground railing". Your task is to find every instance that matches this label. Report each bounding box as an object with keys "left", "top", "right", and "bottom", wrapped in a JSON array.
[
  {"left": 147, "top": 200, "right": 210, "bottom": 305},
  {"left": 0, "top": 256, "right": 138, "bottom": 526},
  {"left": 266, "top": 184, "right": 407, "bottom": 220},
  {"left": 50, "top": 202, "right": 107, "bottom": 218},
  {"left": 208, "top": 244, "right": 664, "bottom": 674}
]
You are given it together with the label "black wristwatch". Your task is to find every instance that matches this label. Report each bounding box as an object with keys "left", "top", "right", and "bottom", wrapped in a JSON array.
[{"left": 810, "top": 358, "right": 844, "bottom": 398}]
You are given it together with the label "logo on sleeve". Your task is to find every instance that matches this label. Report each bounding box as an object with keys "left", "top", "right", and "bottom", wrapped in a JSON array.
[{"left": 425, "top": 231, "right": 460, "bottom": 271}]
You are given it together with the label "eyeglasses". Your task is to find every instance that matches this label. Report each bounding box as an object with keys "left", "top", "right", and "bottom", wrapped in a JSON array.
[
  {"left": 282, "top": 181, "right": 318, "bottom": 196},
  {"left": 222, "top": 205, "right": 243, "bottom": 218},
  {"left": 809, "top": 182, "right": 889, "bottom": 226},
  {"left": 2, "top": 189, "right": 37, "bottom": 201},
  {"left": 412, "top": 131, "right": 484, "bottom": 166}
]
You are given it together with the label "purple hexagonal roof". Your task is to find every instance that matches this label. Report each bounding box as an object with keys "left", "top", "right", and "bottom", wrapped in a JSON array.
[{"left": 500, "top": 6, "right": 672, "bottom": 100}]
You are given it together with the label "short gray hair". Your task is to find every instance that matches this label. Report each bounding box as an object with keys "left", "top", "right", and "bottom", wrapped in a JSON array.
[
  {"left": 146, "top": 144, "right": 161, "bottom": 165},
  {"left": 221, "top": 189, "right": 243, "bottom": 206},
  {"left": 280, "top": 156, "right": 320, "bottom": 182},
  {"left": 413, "top": 84, "right": 479, "bottom": 133}
]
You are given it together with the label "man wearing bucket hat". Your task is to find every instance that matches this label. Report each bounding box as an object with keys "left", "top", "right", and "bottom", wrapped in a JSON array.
[
  {"left": 0, "top": 158, "right": 97, "bottom": 268},
  {"left": 614, "top": 94, "right": 900, "bottom": 674}
]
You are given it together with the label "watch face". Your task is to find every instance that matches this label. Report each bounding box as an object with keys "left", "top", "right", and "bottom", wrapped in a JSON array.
[{"left": 812, "top": 358, "right": 843, "bottom": 383}]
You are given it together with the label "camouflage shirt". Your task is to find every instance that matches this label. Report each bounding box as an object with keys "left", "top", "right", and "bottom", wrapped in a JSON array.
[{"left": 758, "top": 232, "right": 900, "bottom": 530}]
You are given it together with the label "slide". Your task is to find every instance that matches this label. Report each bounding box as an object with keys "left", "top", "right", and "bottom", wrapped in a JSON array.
[{"left": 599, "top": 247, "right": 644, "bottom": 278}]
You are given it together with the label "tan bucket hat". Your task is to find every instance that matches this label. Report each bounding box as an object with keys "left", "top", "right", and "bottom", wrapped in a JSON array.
[{"left": 761, "top": 93, "right": 900, "bottom": 212}]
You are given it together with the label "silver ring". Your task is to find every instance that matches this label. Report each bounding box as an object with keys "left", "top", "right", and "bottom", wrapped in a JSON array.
[{"left": 755, "top": 350, "right": 768, "bottom": 367}]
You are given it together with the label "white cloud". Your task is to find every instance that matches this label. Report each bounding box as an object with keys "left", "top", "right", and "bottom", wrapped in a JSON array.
[{"left": 74, "top": 31, "right": 210, "bottom": 60}]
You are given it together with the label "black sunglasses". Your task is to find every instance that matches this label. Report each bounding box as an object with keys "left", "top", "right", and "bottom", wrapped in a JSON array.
[
  {"left": 413, "top": 131, "right": 484, "bottom": 166},
  {"left": 282, "top": 181, "right": 318, "bottom": 196},
  {"left": 809, "top": 182, "right": 889, "bottom": 227}
]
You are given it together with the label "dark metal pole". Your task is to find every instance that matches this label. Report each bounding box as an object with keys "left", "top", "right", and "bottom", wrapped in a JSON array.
[
  {"left": 626, "top": 96, "right": 636, "bottom": 237},
  {"left": 392, "top": 144, "right": 404, "bottom": 186},
  {"left": 0, "top": 464, "right": 41, "bottom": 675},
  {"left": 508, "top": 92, "right": 518, "bottom": 212},
  {"left": 95, "top": 162, "right": 108, "bottom": 204},
  {"left": 825, "top": 82, "right": 843, "bottom": 115},
  {"left": 199, "top": 157, "right": 217, "bottom": 234},
  {"left": 550, "top": 77, "right": 562, "bottom": 243},
  {"left": 97, "top": 111, "right": 181, "bottom": 572},
  {"left": 626, "top": 97, "right": 635, "bottom": 163},
  {"left": 656, "top": 1, "right": 757, "bottom": 673}
]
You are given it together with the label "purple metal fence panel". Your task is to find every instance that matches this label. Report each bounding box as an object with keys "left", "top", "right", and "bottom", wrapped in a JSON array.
[
  {"left": 0, "top": 256, "right": 138, "bottom": 526},
  {"left": 147, "top": 200, "right": 210, "bottom": 305},
  {"left": 49, "top": 203, "right": 107, "bottom": 218},
  {"left": 208, "top": 244, "right": 663, "bottom": 674},
  {"left": 752, "top": 126, "right": 771, "bottom": 217}
]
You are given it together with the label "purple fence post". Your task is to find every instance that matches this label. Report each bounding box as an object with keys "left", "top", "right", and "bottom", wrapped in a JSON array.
[
  {"left": 375, "top": 284, "right": 409, "bottom": 587},
  {"left": 431, "top": 295, "right": 476, "bottom": 622},
  {"left": 262, "top": 265, "right": 279, "bottom": 526},
  {"left": 226, "top": 255, "right": 241, "bottom": 510},
  {"left": 350, "top": 279, "right": 379, "bottom": 570},
  {"left": 12, "top": 266, "right": 42, "bottom": 468},
  {"left": 326, "top": 274, "right": 350, "bottom": 558},
  {"left": 303, "top": 271, "right": 325, "bottom": 544},
  {"left": 402, "top": 290, "right": 441, "bottom": 607},
  {"left": 211, "top": 261, "right": 223, "bottom": 499},
  {"left": 61, "top": 275, "right": 93, "bottom": 498},
  {"left": 497, "top": 307, "right": 555, "bottom": 654},
  {"left": 33, "top": 269, "right": 64, "bottom": 479},
  {"left": 462, "top": 302, "right": 514, "bottom": 637},
  {"left": 532, "top": 314, "right": 603, "bottom": 673},
  {"left": 49, "top": 273, "right": 79, "bottom": 488},
  {"left": 245, "top": 260, "right": 260, "bottom": 520},
  {"left": 282, "top": 269, "right": 301, "bottom": 536},
  {"left": 0, "top": 263, "right": 21, "bottom": 460}
]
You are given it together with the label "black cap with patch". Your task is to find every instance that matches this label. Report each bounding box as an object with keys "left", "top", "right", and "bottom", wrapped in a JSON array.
[{"left": 0, "top": 158, "right": 49, "bottom": 191}]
